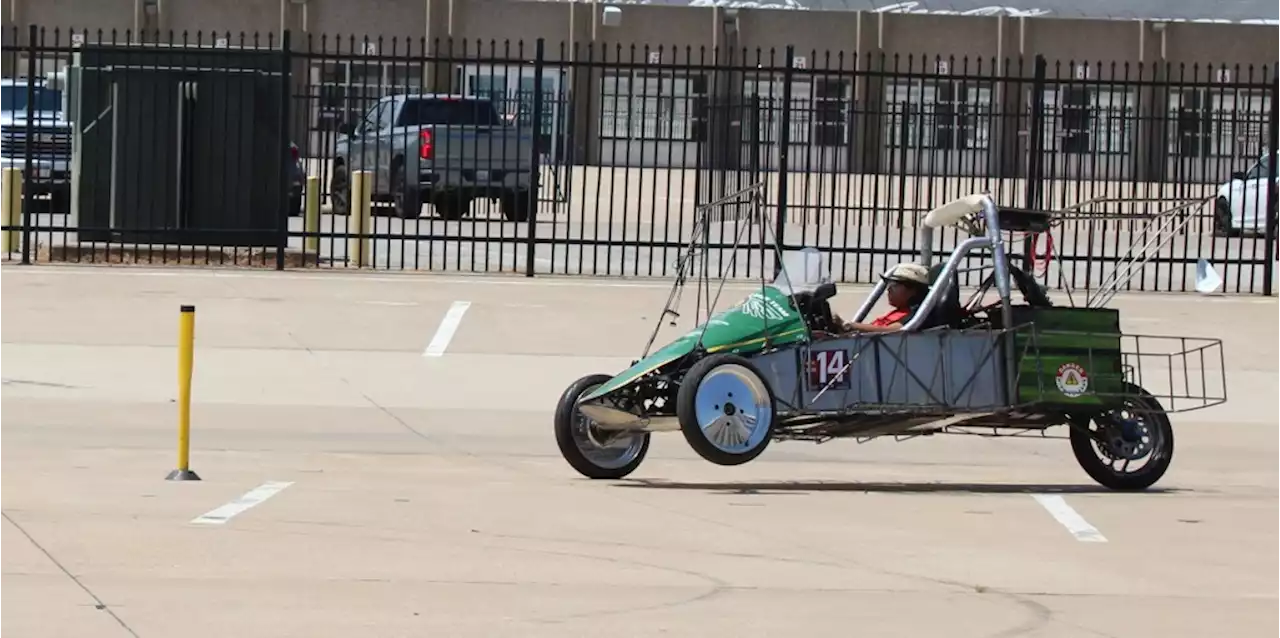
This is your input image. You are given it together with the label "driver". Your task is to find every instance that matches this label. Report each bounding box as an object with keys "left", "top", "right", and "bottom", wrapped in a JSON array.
[{"left": 831, "top": 262, "right": 931, "bottom": 334}]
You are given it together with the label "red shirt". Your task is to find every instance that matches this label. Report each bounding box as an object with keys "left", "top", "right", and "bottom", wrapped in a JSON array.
[{"left": 871, "top": 308, "right": 911, "bottom": 327}]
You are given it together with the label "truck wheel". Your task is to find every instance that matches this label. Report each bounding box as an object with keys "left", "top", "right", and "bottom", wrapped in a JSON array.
[
  {"left": 433, "top": 194, "right": 470, "bottom": 220},
  {"left": 330, "top": 165, "right": 350, "bottom": 216},
  {"left": 500, "top": 190, "right": 533, "bottom": 222},
  {"left": 50, "top": 188, "right": 71, "bottom": 214},
  {"left": 391, "top": 161, "right": 421, "bottom": 219},
  {"left": 1213, "top": 197, "right": 1237, "bottom": 237}
]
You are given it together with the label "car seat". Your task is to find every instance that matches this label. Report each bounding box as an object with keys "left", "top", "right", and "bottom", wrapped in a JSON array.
[{"left": 922, "top": 262, "right": 966, "bottom": 329}]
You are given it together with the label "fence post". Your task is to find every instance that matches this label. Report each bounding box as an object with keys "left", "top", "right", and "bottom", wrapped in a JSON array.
[
  {"left": 774, "top": 45, "right": 795, "bottom": 273},
  {"left": 525, "top": 38, "right": 545, "bottom": 278},
  {"left": 1263, "top": 75, "right": 1278, "bottom": 296},
  {"left": 276, "top": 29, "right": 292, "bottom": 271},
  {"left": 21, "top": 24, "right": 37, "bottom": 265},
  {"left": 1023, "top": 54, "right": 1048, "bottom": 272}
]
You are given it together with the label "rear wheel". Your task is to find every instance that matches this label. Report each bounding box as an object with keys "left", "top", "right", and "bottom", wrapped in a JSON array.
[
  {"left": 1069, "top": 382, "right": 1174, "bottom": 491},
  {"left": 391, "top": 160, "right": 421, "bottom": 219},
  {"left": 554, "top": 374, "right": 650, "bottom": 480},
  {"left": 330, "top": 164, "right": 350, "bottom": 216},
  {"left": 500, "top": 190, "right": 532, "bottom": 222},
  {"left": 676, "top": 354, "right": 776, "bottom": 466},
  {"left": 433, "top": 193, "right": 470, "bottom": 220}
]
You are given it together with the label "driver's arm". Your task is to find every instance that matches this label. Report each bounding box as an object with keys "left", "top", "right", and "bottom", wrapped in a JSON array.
[
  {"left": 830, "top": 311, "right": 910, "bottom": 334},
  {"left": 840, "top": 320, "right": 904, "bottom": 333}
]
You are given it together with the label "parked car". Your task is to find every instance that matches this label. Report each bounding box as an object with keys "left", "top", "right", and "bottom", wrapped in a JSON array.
[
  {"left": 0, "top": 77, "right": 72, "bottom": 212},
  {"left": 330, "top": 94, "right": 535, "bottom": 220},
  {"left": 1214, "top": 152, "right": 1278, "bottom": 236}
]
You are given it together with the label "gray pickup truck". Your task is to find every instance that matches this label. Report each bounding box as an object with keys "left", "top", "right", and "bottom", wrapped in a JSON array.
[{"left": 331, "top": 94, "right": 536, "bottom": 221}]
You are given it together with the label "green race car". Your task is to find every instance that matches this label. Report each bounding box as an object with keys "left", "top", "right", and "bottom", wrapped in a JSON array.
[{"left": 554, "top": 190, "right": 1227, "bottom": 491}]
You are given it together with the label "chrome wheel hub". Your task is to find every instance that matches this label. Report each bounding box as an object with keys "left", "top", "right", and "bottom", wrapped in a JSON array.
[
  {"left": 693, "top": 364, "right": 773, "bottom": 454},
  {"left": 572, "top": 388, "right": 646, "bottom": 470}
]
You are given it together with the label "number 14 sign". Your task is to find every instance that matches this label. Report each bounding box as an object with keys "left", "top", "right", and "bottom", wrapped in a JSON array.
[{"left": 807, "top": 348, "right": 851, "bottom": 390}]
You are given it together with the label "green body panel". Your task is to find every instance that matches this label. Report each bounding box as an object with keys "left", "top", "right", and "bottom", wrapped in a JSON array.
[
  {"left": 1004, "top": 306, "right": 1125, "bottom": 406},
  {"left": 580, "top": 286, "right": 809, "bottom": 402}
]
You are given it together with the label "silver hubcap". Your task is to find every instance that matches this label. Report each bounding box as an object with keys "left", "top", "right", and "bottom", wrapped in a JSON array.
[
  {"left": 693, "top": 364, "right": 773, "bottom": 454},
  {"left": 572, "top": 386, "right": 646, "bottom": 470}
]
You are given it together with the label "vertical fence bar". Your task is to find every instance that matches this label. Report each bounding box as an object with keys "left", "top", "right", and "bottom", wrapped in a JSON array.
[
  {"left": 774, "top": 45, "right": 795, "bottom": 272},
  {"left": 1023, "top": 54, "right": 1047, "bottom": 273},
  {"left": 1263, "top": 71, "right": 1278, "bottom": 297},
  {"left": 277, "top": 30, "right": 293, "bottom": 270},
  {"left": 21, "top": 24, "right": 37, "bottom": 264},
  {"left": 525, "top": 38, "right": 545, "bottom": 277}
]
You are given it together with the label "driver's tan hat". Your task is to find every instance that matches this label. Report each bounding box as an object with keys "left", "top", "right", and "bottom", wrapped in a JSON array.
[{"left": 882, "top": 262, "right": 930, "bottom": 286}]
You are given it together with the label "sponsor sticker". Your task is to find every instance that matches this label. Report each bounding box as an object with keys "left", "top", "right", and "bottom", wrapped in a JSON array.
[{"left": 1055, "top": 362, "right": 1089, "bottom": 398}]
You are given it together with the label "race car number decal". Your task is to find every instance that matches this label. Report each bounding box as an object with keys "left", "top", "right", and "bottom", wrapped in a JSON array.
[{"left": 808, "top": 348, "right": 851, "bottom": 390}]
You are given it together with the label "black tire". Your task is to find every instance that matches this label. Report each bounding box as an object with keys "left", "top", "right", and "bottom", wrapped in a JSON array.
[
  {"left": 330, "top": 164, "right": 351, "bottom": 216},
  {"left": 554, "top": 373, "right": 651, "bottom": 480},
  {"left": 49, "top": 188, "right": 71, "bottom": 214},
  {"left": 1213, "top": 197, "right": 1238, "bottom": 237},
  {"left": 433, "top": 193, "right": 470, "bottom": 220},
  {"left": 288, "top": 192, "right": 302, "bottom": 217},
  {"left": 391, "top": 160, "right": 422, "bottom": 219},
  {"left": 500, "top": 190, "right": 532, "bottom": 222},
  {"left": 676, "top": 353, "right": 776, "bottom": 466},
  {"left": 1069, "top": 382, "right": 1174, "bottom": 491}
]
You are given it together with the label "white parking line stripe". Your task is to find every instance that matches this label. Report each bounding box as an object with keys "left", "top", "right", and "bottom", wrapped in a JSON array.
[
  {"left": 1031, "top": 494, "right": 1108, "bottom": 542},
  {"left": 423, "top": 300, "right": 471, "bottom": 357},
  {"left": 191, "top": 481, "right": 294, "bottom": 526}
]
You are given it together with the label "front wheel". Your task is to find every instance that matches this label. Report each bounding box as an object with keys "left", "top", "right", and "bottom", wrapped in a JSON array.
[
  {"left": 1213, "top": 197, "right": 1238, "bottom": 237},
  {"left": 676, "top": 354, "right": 776, "bottom": 466},
  {"left": 1069, "top": 382, "right": 1174, "bottom": 491},
  {"left": 554, "top": 373, "right": 650, "bottom": 479}
]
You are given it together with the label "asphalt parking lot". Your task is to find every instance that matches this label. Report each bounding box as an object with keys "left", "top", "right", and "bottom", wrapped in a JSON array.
[{"left": 2, "top": 265, "right": 1276, "bottom": 637}]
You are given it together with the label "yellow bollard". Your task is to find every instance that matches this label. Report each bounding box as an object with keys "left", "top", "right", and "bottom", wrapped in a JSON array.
[
  {"left": 304, "top": 175, "right": 320, "bottom": 255},
  {"left": 166, "top": 305, "right": 201, "bottom": 481},
  {"left": 349, "top": 170, "right": 373, "bottom": 268},
  {"left": 1, "top": 167, "right": 22, "bottom": 254}
]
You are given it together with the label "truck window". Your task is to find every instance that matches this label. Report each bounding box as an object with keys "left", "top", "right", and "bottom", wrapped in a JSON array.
[
  {"left": 1245, "top": 155, "right": 1270, "bottom": 180},
  {"left": 396, "top": 98, "right": 501, "bottom": 127},
  {"left": 1, "top": 85, "right": 62, "bottom": 112}
]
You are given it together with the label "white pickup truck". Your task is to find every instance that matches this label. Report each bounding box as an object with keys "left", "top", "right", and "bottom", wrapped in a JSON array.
[
  {"left": 331, "top": 94, "right": 536, "bottom": 221},
  {"left": 0, "top": 78, "right": 72, "bottom": 212},
  {"left": 1214, "top": 152, "right": 1277, "bottom": 237}
]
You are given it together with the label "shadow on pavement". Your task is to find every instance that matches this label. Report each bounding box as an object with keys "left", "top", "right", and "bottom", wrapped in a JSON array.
[{"left": 615, "top": 479, "right": 1187, "bottom": 495}]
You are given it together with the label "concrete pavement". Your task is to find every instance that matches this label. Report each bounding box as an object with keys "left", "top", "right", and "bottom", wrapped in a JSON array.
[{"left": 1, "top": 265, "right": 1276, "bottom": 637}]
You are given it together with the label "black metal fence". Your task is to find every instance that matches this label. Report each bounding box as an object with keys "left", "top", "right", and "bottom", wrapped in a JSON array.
[{"left": 2, "top": 26, "right": 1277, "bottom": 295}]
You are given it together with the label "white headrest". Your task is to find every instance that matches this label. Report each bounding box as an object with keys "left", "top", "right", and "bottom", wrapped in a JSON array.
[{"left": 923, "top": 194, "right": 988, "bottom": 229}]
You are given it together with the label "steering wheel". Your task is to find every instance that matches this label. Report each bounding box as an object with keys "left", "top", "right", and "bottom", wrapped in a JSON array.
[{"left": 789, "top": 283, "right": 839, "bottom": 334}]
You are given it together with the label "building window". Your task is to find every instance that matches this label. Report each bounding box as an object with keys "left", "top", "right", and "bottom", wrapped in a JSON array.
[
  {"left": 886, "top": 79, "right": 992, "bottom": 150},
  {"left": 743, "top": 77, "right": 852, "bottom": 148},
  {"left": 600, "top": 71, "right": 706, "bottom": 142},
  {"left": 1042, "top": 86, "right": 1134, "bottom": 155},
  {"left": 1168, "top": 88, "right": 1269, "bottom": 160},
  {"left": 309, "top": 61, "right": 423, "bottom": 132}
]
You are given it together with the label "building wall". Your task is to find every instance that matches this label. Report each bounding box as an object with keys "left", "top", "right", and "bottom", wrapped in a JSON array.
[
  {"left": 5, "top": 0, "right": 1277, "bottom": 68},
  {"left": 3, "top": 0, "right": 1275, "bottom": 178}
]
